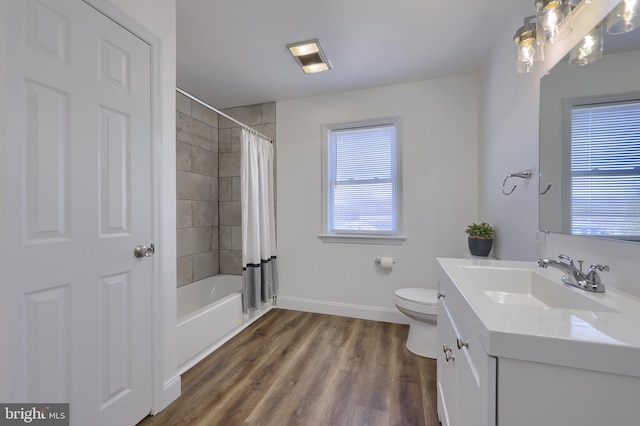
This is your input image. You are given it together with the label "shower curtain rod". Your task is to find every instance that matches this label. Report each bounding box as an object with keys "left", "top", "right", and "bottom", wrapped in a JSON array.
[{"left": 176, "top": 87, "right": 273, "bottom": 143}]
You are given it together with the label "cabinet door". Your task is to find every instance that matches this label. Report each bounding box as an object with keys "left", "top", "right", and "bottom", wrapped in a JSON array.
[
  {"left": 438, "top": 299, "right": 497, "bottom": 426},
  {"left": 437, "top": 300, "right": 458, "bottom": 426},
  {"left": 456, "top": 339, "right": 496, "bottom": 426}
]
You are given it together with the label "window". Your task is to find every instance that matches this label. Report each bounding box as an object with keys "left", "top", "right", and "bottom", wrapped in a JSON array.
[
  {"left": 321, "top": 120, "right": 404, "bottom": 243},
  {"left": 570, "top": 98, "right": 640, "bottom": 238}
]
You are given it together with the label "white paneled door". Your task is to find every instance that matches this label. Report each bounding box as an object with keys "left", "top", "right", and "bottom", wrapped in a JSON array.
[{"left": 5, "top": 1, "right": 153, "bottom": 425}]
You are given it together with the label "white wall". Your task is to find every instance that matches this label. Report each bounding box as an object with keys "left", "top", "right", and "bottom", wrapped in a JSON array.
[
  {"left": 276, "top": 77, "right": 478, "bottom": 321},
  {"left": 479, "top": 4, "right": 540, "bottom": 261},
  {"left": 480, "top": 0, "right": 640, "bottom": 298}
]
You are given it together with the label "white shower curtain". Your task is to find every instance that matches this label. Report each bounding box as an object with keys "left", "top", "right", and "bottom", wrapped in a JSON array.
[{"left": 241, "top": 129, "right": 278, "bottom": 313}]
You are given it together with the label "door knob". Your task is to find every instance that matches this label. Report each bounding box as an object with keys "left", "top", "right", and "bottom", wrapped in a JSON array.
[{"left": 134, "top": 244, "right": 155, "bottom": 258}]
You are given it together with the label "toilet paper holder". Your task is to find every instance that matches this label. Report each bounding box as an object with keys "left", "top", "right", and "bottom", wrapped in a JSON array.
[{"left": 374, "top": 258, "right": 396, "bottom": 265}]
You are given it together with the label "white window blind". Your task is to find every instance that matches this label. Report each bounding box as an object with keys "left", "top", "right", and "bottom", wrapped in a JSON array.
[
  {"left": 327, "top": 123, "right": 398, "bottom": 235},
  {"left": 570, "top": 99, "right": 640, "bottom": 237}
]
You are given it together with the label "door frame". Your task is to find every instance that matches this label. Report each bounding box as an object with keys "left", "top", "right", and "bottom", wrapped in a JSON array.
[{"left": 82, "top": 0, "right": 181, "bottom": 414}]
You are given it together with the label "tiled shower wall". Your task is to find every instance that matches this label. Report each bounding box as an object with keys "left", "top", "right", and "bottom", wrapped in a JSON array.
[
  {"left": 176, "top": 90, "right": 276, "bottom": 287},
  {"left": 219, "top": 103, "right": 276, "bottom": 275},
  {"left": 176, "top": 92, "right": 219, "bottom": 287}
]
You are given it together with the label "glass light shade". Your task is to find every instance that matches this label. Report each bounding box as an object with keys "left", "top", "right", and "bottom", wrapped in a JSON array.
[
  {"left": 536, "top": 0, "right": 572, "bottom": 43},
  {"left": 569, "top": 21, "right": 604, "bottom": 65},
  {"left": 514, "top": 16, "right": 544, "bottom": 73},
  {"left": 288, "top": 42, "right": 320, "bottom": 57},
  {"left": 606, "top": 0, "right": 640, "bottom": 34},
  {"left": 302, "top": 62, "right": 330, "bottom": 74}
]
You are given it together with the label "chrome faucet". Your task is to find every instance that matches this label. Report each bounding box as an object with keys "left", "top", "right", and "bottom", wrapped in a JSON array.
[{"left": 537, "top": 254, "right": 609, "bottom": 293}]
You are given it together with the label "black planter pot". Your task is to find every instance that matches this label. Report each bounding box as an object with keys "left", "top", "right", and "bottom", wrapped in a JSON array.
[{"left": 468, "top": 237, "right": 493, "bottom": 257}]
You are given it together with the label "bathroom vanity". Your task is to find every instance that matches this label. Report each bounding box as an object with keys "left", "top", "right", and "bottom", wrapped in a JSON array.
[{"left": 436, "top": 257, "right": 640, "bottom": 426}]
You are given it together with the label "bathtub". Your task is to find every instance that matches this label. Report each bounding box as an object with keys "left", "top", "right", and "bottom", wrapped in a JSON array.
[
  {"left": 177, "top": 275, "right": 244, "bottom": 373},
  {"left": 176, "top": 274, "right": 274, "bottom": 373}
]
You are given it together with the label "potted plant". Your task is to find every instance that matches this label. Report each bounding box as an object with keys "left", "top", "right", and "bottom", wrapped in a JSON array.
[{"left": 465, "top": 221, "right": 494, "bottom": 257}]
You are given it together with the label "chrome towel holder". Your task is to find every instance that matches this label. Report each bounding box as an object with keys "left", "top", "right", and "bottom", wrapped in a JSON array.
[
  {"left": 540, "top": 182, "right": 552, "bottom": 195},
  {"left": 502, "top": 169, "right": 532, "bottom": 195}
]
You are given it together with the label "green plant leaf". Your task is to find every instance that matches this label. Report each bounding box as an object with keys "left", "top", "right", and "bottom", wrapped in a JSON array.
[{"left": 465, "top": 221, "right": 494, "bottom": 239}]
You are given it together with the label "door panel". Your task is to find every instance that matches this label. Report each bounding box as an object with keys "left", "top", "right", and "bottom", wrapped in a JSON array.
[
  {"left": 24, "top": 80, "right": 71, "bottom": 242},
  {"left": 99, "top": 105, "right": 131, "bottom": 236},
  {"left": 25, "top": 285, "right": 71, "bottom": 402},
  {"left": 5, "top": 1, "right": 153, "bottom": 424}
]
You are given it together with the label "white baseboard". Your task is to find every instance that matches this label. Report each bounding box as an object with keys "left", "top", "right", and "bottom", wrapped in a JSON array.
[
  {"left": 153, "top": 374, "right": 181, "bottom": 414},
  {"left": 277, "top": 296, "right": 409, "bottom": 324}
]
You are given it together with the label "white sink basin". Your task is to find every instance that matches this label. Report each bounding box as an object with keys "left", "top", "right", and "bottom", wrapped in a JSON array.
[{"left": 456, "top": 265, "right": 617, "bottom": 313}]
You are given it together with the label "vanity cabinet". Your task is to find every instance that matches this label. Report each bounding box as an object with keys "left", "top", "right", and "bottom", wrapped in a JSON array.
[
  {"left": 437, "top": 257, "right": 640, "bottom": 426},
  {"left": 437, "top": 293, "right": 496, "bottom": 426}
]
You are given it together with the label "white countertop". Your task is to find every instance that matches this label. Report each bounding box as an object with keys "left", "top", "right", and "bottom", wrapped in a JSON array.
[{"left": 437, "top": 257, "right": 640, "bottom": 378}]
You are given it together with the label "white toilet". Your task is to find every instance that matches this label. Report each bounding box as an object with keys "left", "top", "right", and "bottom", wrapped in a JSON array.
[{"left": 394, "top": 288, "right": 438, "bottom": 358}]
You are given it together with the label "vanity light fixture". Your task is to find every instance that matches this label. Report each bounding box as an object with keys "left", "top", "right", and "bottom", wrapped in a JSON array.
[
  {"left": 535, "top": 0, "right": 573, "bottom": 44},
  {"left": 286, "top": 39, "right": 332, "bottom": 74},
  {"left": 607, "top": 0, "right": 640, "bottom": 34},
  {"left": 569, "top": 20, "right": 604, "bottom": 66},
  {"left": 514, "top": 16, "right": 544, "bottom": 73}
]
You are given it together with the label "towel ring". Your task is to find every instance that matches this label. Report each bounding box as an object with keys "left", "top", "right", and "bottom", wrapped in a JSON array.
[{"left": 502, "top": 170, "right": 532, "bottom": 195}]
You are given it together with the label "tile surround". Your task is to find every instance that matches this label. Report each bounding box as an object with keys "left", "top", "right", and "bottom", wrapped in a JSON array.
[
  {"left": 192, "top": 251, "right": 219, "bottom": 281},
  {"left": 176, "top": 92, "right": 192, "bottom": 116},
  {"left": 191, "top": 146, "right": 218, "bottom": 177},
  {"left": 177, "top": 256, "right": 193, "bottom": 286},
  {"left": 177, "top": 111, "right": 212, "bottom": 151},
  {"left": 177, "top": 171, "right": 211, "bottom": 201},
  {"left": 218, "top": 128, "right": 232, "bottom": 153},
  {"left": 231, "top": 226, "right": 242, "bottom": 250},
  {"left": 176, "top": 91, "right": 219, "bottom": 287},
  {"left": 219, "top": 177, "right": 232, "bottom": 202},
  {"left": 219, "top": 104, "right": 262, "bottom": 128},
  {"left": 218, "top": 152, "right": 240, "bottom": 177},
  {"left": 177, "top": 227, "right": 212, "bottom": 257},
  {"left": 231, "top": 177, "right": 241, "bottom": 201},
  {"left": 192, "top": 201, "right": 218, "bottom": 227},
  {"left": 177, "top": 200, "right": 192, "bottom": 229},
  {"left": 220, "top": 249, "right": 243, "bottom": 275},
  {"left": 219, "top": 201, "right": 241, "bottom": 226},
  {"left": 192, "top": 102, "right": 218, "bottom": 128},
  {"left": 176, "top": 142, "right": 191, "bottom": 172},
  {"left": 219, "top": 226, "right": 232, "bottom": 250}
]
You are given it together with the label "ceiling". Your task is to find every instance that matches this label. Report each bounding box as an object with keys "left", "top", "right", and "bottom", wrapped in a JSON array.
[{"left": 177, "top": 0, "right": 528, "bottom": 109}]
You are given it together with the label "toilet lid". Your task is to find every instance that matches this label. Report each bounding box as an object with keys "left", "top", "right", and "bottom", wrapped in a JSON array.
[{"left": 395, "top": 288, "right": 438, "bottom": 305}]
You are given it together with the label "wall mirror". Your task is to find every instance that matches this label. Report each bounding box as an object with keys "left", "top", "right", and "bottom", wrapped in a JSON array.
[{"left": 539, "top": 1, "right": 640, "bottom": 242}]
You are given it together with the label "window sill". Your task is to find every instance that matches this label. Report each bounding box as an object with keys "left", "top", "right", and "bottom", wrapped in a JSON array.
[{"left": 318, "top": 234, "right": 407, "bottom": 245}]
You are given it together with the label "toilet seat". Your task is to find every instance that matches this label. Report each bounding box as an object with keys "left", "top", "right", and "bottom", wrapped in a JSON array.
[
  {"left": 394, "top": 288, "right": 438, "bottom": 316},
  {"left": 395, "top": 288, "right": 437, "bottom": 305}
]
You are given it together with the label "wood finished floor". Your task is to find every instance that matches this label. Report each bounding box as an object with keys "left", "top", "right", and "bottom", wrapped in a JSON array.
[{"left": 138, "top": 309, "right": 439, "bottom": 426}]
